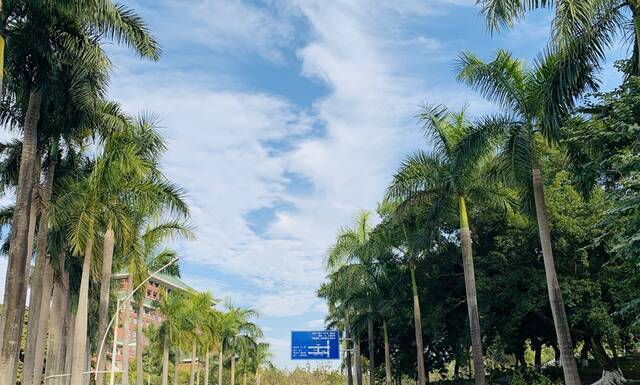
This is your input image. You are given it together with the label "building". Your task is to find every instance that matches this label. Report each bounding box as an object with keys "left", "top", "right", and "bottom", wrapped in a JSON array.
[{"left": 108, "top": 271, "right": 193, "bottom": 370}]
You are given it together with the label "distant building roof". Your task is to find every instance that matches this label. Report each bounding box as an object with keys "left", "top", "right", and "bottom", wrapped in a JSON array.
[{"left": 113, "top": 270, "right": 193, "bottom": 293}]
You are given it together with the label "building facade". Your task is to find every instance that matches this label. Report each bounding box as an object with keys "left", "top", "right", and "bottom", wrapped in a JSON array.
[{"left": 108, "top": 271, "right": 192, "bottom": 370}]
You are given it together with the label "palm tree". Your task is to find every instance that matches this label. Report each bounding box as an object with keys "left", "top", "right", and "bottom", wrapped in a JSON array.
[
  {"left": 478, "top": 0, "right": 639, "bottom": 74},
  {"left": 455, "top": 49, "right": 590, "bottom": 385},
  {"left": 327, "top": 211, "right": 377, "bottom": 385},
  {"left": 157, "top": 290, "right": 189, "bottom": 385},
  {"left": 183, "top": 292, "right": 215, "bottom": 385},
  {"left": 224, "top": 305, "right": 263, "bottom": 385},
  {"left": 252, "top": 343, "right": 271, "bottom": 385},
  {"left": 319, "top": 262, "right": 373, "bottom": 385},
  {"left": 0, "top": 2, "right": 160, "bottom": 382},
  {"left": 132, "top": 230, "right": 191, "bottom": 385},
  {"left": 386, "top": 106, "right": 515, "bottom": 385}
]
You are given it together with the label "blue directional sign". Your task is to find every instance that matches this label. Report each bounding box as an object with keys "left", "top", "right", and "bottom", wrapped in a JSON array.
[{"left": 291, "top": 330, "right": 340, "bottom": 360}]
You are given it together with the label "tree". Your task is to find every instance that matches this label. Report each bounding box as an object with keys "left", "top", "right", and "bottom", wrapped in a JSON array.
[
  {"left": 157, "top": 291, "right": 189, "bottom": 385},
  {"left": 0, "top": 2, "right": 160, "bottom": 382},
  {"left": 386, "top": 105, "right": 514, "bottom": 385},
  {"left": 326, "top": 211, "right": 377, "bottom": 385},
  {"left": 455, "top": 49, "right": 591, "bottom": 385},
  {"left": 478, "top": 0, "right": 640, "bottom": 74},
  {"left": 252, "top": 343, "right": 271, "bottom": 385}
]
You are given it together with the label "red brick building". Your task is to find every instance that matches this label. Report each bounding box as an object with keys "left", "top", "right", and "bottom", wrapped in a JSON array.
[{"left": 108, "top": 271, "right": 192, "bottom": 370}]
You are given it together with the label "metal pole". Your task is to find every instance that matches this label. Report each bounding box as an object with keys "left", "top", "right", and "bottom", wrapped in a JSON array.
[
  {"left": 110, "top": 298, "right": 121, "bottom": 385},
  {"left": 96, "top": 257, "right": 180, "bottom": 384}
]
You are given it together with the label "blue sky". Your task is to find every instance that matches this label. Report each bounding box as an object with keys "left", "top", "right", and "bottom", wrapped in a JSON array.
[
  {"left": 0, "top": 0, "right": 628, "bottom": 369},
  {"left": 95, "top": 0, "right": 628, "bottom": 369}
]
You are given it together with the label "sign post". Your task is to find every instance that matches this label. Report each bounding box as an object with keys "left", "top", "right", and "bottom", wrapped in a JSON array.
[{"left": 291, "top": 331, "right": 341, "bottom": 360}]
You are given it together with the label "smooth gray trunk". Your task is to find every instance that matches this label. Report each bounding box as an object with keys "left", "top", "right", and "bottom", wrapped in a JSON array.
[
  {"left": 97, "top": 227, "right": 116, "bottom": 385},
  {"left": 32, "top": 262, "right": 54, "bottom": 385},
  {"left": 204, "top": 351, "right": 210, "bottom": 385},
  {"left": 458, "top": 197, "right": 486, "bottom": 385},
  {"left": 173, "top": 350, "right": 180, "bottom": 385},
  {"left": 0, "top": 89, "right": 42, "bottom": 385},
  {"left": 122, "top": 278, "right": 132, "bottom": 385},
  {"left": 64, "top": 311, "right": 76, "bottom": 385},
  {"left": 383, "top": 321, "right": 392, "bottom": 385},
  {"left": 31, "top": 153, "right": 57, "bottom": 385},
  {"left": 411, "top": 268, "right": 426, "bottom": 385},
  {"left": 354, "top": 339, "right": 363, "bottom": 385},
  {"left": 136, "top": 302, "right": 145, "bottom": 385},
  {"left": 532, "top": 168, "right": 581, "bottom": 385},
  {"left": 230, "top": 354, "right": 235, "bottom": 385},
  {"left": 368, "top": 312, "right": 375, "bottom": 385},
  {"left": 217, "top": 349, "right": 223, "bottom": 385},
  {"left": 46, "top": 263, "right": 69, "bottom": 385},
  {"left": 162, "top": 334, "right": 170, "bottom": 385},
  {"left": 345, "top": 320, "right": 353, "bottom": 385},
  {"left": 189, "top": 342, "right": 197, "bottom": 385},
  {"left": 23, "top": 200, "right": 40, "bottom": 385},
  {"left": 69, "top": 238, "right": 94, "bottom": 385}
]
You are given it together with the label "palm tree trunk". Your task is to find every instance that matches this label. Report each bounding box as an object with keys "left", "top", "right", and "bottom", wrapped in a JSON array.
[
  {"left": 123, "top": 278, "right": 133, "bottom": 385},
  {"left": 410, "top": 268, "right": 427, "bottom": 385},
  {"left": 23, "top": 199, "right": 40, "bottom": 385},
  {"left": 189, "top": 342, "right": 197, "bottom": 385},
  {"left": 345, "top": 320, "right": 354, "bottom": 385},
  {"left": 531, "top": 168, "right": 581, "bottom": 385},
  {"left": 97, "top": 226, "right": 116, "bottom": 385},
  {"left": 354, "top": 338, "right": 363, "bottom": 385},
  {"left": 0, "top": 30, "right": 5, "bottom": 94},
  {"left": 0, "top": 89, "right": 42, "bottom": 385},
  {"left": 173, "top": 350, "right": 180, "bottom": 385},
  {"left": 70, "top": 237, "right": 94, "bottom": 385},
  {"left": 367, "top": 309, "right": 375, "bottom": 385},
  {"left": 458, "top": 196, "right": 486, "bottom": 385},
  {"left": 64, "top": 309, "right": 76, "bottom": 385},
  {"left": 217, "top": 349, "right": 223, "bottom": 385},
  {"left": 204, "top": 351, "right": 210, "bottom": 385},
  {"left": 31, "top": 147, "right": 57, "bottom": 385},
  {"left": 383, "top": 320, "right": 392, "bottom": 385},
  {"left": 255, "top": 369, "right": 260, "bottom": 385},
  {"left": 32, "top": 262, "right": 54, "bottom": 385},
  {"left": 161, "top": 334, "right": 170, "bottom": 385},
  {"left": 632, "top": 5, "right": 640, "bottom": 75},
  {"left": 136, "top": 301, "right": 145, "bottom": 385},
  {"left": 230, "top": 354, "right": 235, "bottom": 385},
  {"left": 46, "top": 262, "right": 69, "bottom": 385},
  {"left": 242, "top": 373, "right": 247, "bottom": 385}
]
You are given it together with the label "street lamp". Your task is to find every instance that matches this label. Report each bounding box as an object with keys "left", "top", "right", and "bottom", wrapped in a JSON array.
[{"left": 95, "top": 256, "right": 180, "bottom": 384}]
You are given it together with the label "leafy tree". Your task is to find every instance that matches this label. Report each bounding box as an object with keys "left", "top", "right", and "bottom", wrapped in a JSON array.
[
  {"left": 386, "top": 105, "right": 514, "bottom": 385},
  {"left": 455, "top": 49, "right": 592, "bottom": 385}
]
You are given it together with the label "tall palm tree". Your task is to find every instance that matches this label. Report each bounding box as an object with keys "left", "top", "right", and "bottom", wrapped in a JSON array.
[
  {"left": 455, "top": 49, "right": 592, "bottom": 385},
  {"left": 131, "top": 229, "right": 191, "bottom": 385},
  {"left": 327, "top": 211, "right": 377, "bottom": 385},
  {"left": 252, "top": 343, "right": 271, "bottom": 385},
  {"left": 0, "top": 2, "right": 160, "bottom": 382},
  {"left": 184, "top": 292, "right": 215, "bottom": 385},
  {"left": 386, "top": 106, "right": 514, "bottom": 385},
  {"left": 224, "top": 305, "right": 263, "bottom": 385},
  {"left": 478, "top": 0, "right": 638, "bottom": 74},
  {"left": 157, "top": 290, "right": 189, "bottom": 385}
]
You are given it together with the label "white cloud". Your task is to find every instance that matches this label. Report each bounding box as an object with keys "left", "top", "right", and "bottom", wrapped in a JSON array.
[
  {"left": 304, "top": 318, "right": 326, "bottom": 329},
  {"left": 129, "top": 0, "right": 294, "bottom": 62},
  {"left": 103, "top": 0, "right": 500, "bottom": 369}
]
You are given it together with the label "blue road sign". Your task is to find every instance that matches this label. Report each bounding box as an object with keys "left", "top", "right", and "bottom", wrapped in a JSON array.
[{"left": 291, "top": 330, "right": 340, "bottom": 360}]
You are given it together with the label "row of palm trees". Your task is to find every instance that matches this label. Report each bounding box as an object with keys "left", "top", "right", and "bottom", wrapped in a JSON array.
[
  {"left": 321, "top": 0, "right": 640, "bottom": 384},
  {"left": 153, "top": 291, "right": 271, "bottom": 385},
  {"left": 0, "top": 2, "right": 203, "bottom": 385}
]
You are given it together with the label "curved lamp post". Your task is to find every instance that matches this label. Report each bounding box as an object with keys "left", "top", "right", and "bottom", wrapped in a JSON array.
[{"left": 95, "top": 256, "right": 180, "bottom": 384}]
